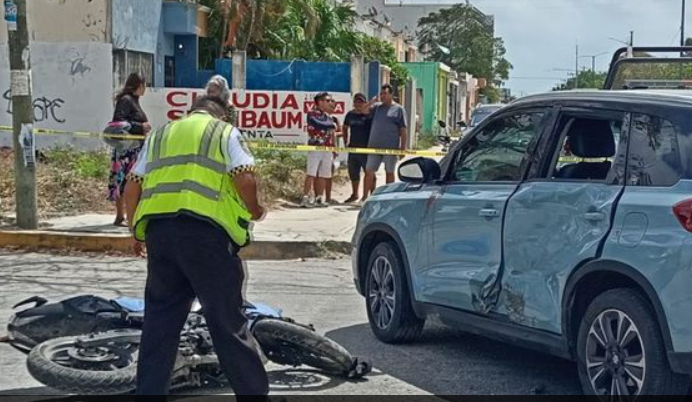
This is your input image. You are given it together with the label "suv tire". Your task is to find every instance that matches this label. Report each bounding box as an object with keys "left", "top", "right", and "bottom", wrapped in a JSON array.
[
  {"left": 576, "top": 288, "right": 689, "bottom": 399},
  {"left": 365, "top": 242, "right": 424, "bottom": 344}
]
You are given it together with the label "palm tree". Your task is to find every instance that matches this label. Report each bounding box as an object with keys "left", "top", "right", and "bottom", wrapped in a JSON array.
[{"left": 202, "top": 0, "right": 366, "bottom": 63}]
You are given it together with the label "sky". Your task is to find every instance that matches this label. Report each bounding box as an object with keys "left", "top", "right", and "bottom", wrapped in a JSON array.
[{"left": 408, "top": 0, "right": 688, "bottom": 96}]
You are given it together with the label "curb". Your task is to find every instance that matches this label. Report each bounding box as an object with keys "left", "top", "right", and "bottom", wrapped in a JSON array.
[{"left": 0, "top": 230, "right": 351, "bottom": 260}]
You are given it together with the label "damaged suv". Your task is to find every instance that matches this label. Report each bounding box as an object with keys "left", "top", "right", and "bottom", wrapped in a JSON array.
[{"left": 352, "top": 47, "right": 692, "bottom": 397}]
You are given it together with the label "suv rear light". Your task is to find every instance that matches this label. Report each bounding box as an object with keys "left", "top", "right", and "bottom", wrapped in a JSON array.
[{"left": 673, "top": 199, "right": 692, "bottom": 232}]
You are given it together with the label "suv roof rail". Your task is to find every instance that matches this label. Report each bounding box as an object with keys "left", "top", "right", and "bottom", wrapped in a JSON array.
[{"left": 604, "top": 46, "right": 692, "bottom": 90}]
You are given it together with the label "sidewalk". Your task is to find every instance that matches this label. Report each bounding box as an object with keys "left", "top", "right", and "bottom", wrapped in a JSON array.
[
  {"left": 0, "top": 169, "right": 385, "bottom": 258},
  {"left": 38, "top": 203, "right": 360, "bottom": 243},
  {"left": 0, "top": 152, "right": 437, "bottom": 258}
]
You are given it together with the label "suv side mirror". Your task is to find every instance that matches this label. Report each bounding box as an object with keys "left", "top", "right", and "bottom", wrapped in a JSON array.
[
  {"left": 398, "top": 157, "right": 441, "bottom": 184},
  {"left": 457, "top": 121, "right": 467, "bottom": 129}
]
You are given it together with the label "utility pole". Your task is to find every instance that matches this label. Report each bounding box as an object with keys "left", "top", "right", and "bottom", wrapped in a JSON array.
[
  {"left": 575, "top": 43, "right": 579, "bottom": 89},
  {"left": 7, "top": 0, "right": 37, "bottom": 229},
  {"left": 630, "top": 30, "right": 635, "bottom": 47},
  {"left": 683, "top": 0, "right": 687, "bottom": 47}
]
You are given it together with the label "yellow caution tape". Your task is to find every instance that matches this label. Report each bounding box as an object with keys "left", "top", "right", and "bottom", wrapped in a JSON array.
[
  {"left": 248, "top": 142, "right": 446, "bottom": 157},
  {"left": 0, "top": 125, "right": 147, "bottom": 141},
  {"left": 0, "top": 125, "right": 613, "bottom": 161},
  {"left": 0, "top": 125, "right": 446, "bottom": 157}
]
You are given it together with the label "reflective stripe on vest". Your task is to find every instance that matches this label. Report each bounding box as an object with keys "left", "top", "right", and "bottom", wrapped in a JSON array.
[
  {"left": 133, "top": 113, "right": 251, "bottom": 246},
  {"left": 140, "top": 180, "right": 221, "bottom": 201},
  {"left": 146, "top": 155, "right": 226, "bottom": 175}
]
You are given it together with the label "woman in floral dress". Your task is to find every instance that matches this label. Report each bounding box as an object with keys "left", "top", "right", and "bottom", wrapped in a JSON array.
[{"left": 108, "top": 73, "right": 151, "bottom": 226}]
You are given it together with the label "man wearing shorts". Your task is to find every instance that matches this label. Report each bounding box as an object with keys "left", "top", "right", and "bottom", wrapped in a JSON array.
[
  {"left": 301, "top": 92, "right": 336, "bottom": 208},
  {"left": 342, "top": 93, "right": 373, "bottom": 203},
  {"left": 363, "top": 84, "right": 408, "bottom": 199}
]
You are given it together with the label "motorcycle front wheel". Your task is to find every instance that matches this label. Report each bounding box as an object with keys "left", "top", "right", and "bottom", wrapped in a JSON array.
[
  {"left": 253, "top": 319, "right": 368, "bottom": 378},
  {"left": 27, "top": 335, "right": 138, "bottom": 394}
]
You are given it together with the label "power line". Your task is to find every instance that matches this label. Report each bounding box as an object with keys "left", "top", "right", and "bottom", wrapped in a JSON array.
[
  {"left": 510, "top": 76, "right": 570, "bottom": 80},
  {"left": 669, "top": 27, "right": 683, "bottom": 45}
]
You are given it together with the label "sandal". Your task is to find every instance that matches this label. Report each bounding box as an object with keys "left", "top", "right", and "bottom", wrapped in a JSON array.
[{"left": 114, "top": 217, "right": 126, "bottom": 227}]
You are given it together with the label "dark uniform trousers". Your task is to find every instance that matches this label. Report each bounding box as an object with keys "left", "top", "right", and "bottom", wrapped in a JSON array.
[{"left": 136, "top": 215, "right": 269, "bottom": 396}]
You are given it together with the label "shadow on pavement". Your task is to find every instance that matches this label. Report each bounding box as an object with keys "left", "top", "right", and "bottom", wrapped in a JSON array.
[
  {"left": 0, "top": 386, "right": 59, "bottom": 396},
  {"left": 326, "top": 321, "right": 582, "bottom": 396},
  {"left": 45, "top": 225, "right": 128, "bottom": 234}
]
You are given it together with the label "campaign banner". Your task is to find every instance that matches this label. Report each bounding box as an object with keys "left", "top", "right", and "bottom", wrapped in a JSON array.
[{"left": 142, "top": 88, "right": 352, "bottom": 144}]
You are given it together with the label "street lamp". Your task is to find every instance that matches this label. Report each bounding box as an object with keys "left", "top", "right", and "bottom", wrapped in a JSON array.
[
  {"left": 608, "top": 33, "right": 633, "bottom": 47},
  {"left": 608, "top": 32, "right": 634, "bottom": 57}
]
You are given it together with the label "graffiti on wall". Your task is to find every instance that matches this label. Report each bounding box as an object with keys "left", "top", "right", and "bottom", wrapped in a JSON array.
[
  {"left": 2, "top": 90, "right": 66, "bottom": 124},
  {"left": 0, "top": 42, "right": 113, "bottom": 135}
]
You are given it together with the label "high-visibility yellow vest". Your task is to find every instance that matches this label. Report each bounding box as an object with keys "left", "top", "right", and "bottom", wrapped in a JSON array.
[{"left": 133, "top": 112, "right": 252, "bottom": 246}]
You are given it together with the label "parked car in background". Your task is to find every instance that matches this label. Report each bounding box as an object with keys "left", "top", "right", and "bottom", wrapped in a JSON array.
[
  {"left": 466, "top": 103, "right": 505, "bottom": 132},
  {"left": 352, "top": 47, "right": 692, "bottom": 398}
]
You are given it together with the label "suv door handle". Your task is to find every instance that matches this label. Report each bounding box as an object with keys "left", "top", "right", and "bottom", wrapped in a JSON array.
[
  {"left": 479, "top": 208, "right": 500, "bottom": 218},
  {"left": 584, "top": 212, "right": 606, "bottom": 222}
]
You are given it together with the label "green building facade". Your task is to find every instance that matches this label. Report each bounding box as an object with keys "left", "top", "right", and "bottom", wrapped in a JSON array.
[{"left": 403, "top": 62, "right": 453, "bottom": 134}]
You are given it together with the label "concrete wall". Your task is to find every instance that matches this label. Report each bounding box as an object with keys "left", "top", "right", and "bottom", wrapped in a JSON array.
[
  {"left": 0, "top": 0, "right": 109, "bottom": 43},
  {"left": 112, "top": 0, "right": 162, "bottom": 54},
  {"left": 0, "top": 42, "right": 113, "bottom": 150}
]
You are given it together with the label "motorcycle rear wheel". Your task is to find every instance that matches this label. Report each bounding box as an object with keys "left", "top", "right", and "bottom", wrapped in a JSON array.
[
  {"left": 253, "top": 319, "right": 357, "bottom": 377},
  {"left": 27, "top": 335, "right": 138, "bottom": 394}
]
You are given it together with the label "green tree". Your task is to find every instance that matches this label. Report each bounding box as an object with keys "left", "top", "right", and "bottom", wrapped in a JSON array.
[
  {"left": 553, "top": 70, "right": 607, "bottom": 91},
  {"left": 356, "top": 34, "right": 409, "bottom": 87},
  {"left": 418, "top": 2, "right": 512, "bottom": 98},
  {"left": 198, "top": 0, "right": 227, "bottom": 69},
  {"left": 196, "top": 0, "right": 410, "bottom": 87}
]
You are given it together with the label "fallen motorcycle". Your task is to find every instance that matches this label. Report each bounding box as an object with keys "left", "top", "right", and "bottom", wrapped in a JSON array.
[{"left": 5, "top": 295, "right": 371, "bottom": 394}]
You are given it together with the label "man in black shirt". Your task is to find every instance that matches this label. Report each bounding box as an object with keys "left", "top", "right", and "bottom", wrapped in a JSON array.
[{"left": 342, "top": 93, "right": 373, "bottom": 203}]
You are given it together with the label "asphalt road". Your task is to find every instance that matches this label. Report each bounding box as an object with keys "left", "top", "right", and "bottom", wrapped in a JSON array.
[{"left": 0, "top": 251, "right": 583, "bottom": 396}]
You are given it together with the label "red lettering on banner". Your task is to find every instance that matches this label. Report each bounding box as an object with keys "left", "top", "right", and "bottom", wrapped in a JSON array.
[
  {"left": 255, "top": 94, "right": 270, "bottom": 109},
  {"left": 303, "top": 100, "right": 345, "bottom": 113},
  {"left": 240, "top": 110, "right": 256, "bottom": 127},
  {"left": 166, "top": 91, "right": 203, "bottom": 121},
  {"left": 167, "top": 91, "right": 187, "bottom": 107},
  {"left": 168, "top": 110, "right": 186, "bottom": 120},
  {"left": 282, "top": 95, "right": 299, "bottom": 109},
  {"left": 288, "top": 112, "right": 302, "bottom": 129},
  {"left": 232, "top": 92, "right": 251, "bottom": 108},
  {"left": 257, "top": 113, "right": 271, "bottom": 128}
]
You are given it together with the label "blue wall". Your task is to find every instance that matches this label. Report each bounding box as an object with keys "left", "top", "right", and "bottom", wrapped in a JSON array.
[
  {"left": 162, "top": 1, "right": 199, "bottom": 35},
  {"left": 112, "top": 0, "right": 162, "bottom": 54},
  {"left": 155, "top": 12, "right": 176, "bottom": 87},
  {"left": 213, "top": 59, "right": 351, "bottom": 92},
  {"left": 175, "top": 36, "right": 197, "bottom": 88}
]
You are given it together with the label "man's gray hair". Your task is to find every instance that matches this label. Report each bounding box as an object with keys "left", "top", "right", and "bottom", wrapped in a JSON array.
[{"left": 205, "top": 75, "right": 231, "bottom": 105}]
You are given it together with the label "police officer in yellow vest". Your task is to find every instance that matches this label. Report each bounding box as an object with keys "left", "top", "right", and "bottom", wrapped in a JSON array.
[{"left": 123, "top": 95, "right": 268, "bottom": 396}]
